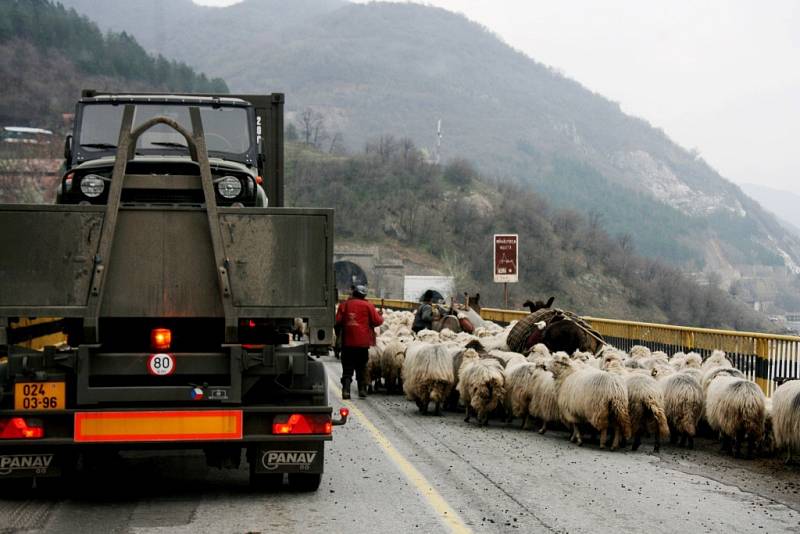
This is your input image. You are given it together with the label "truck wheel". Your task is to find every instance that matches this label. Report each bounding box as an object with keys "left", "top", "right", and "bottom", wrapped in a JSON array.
[
  {"left": 0, "top": 477, "right": 33, "bottom": 497},
  {"left": 287, "top": 472, "right": 321, "bottom": 492},
  {"left": 249, "top": 469, "right": 284, "bottom": 491}
]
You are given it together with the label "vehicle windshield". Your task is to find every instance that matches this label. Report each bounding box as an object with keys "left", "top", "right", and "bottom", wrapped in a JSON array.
[{"left": 77, "top": 103, "right": 253, "bottom": 163}]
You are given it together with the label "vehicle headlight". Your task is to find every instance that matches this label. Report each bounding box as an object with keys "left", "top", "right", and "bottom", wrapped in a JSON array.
[
  {"left": 217, "top": 175, "right": 242, "bottom": 199},
  {"left": 80, "top": 174, "right": 105, "bottom": 198}
]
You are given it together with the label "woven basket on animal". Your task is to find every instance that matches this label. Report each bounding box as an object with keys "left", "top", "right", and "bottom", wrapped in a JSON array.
[{"left": 506, "top": 308, "right": 604, "bottom": 355}]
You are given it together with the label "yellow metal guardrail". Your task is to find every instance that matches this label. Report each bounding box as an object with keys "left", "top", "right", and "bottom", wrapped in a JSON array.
[
  {"left": 8, "top": 317, "right": 68, "bottom": 350},
  {"left": 364, "top": 298, "right": 799, "bottom": 396},
  {"left": 580, "top": 316, "right": 800, "bottom": 397}
]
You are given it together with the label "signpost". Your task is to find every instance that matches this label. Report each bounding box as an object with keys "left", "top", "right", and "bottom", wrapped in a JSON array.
[{"left": 493, "top": 234, "right": 518, "bottom": 309}]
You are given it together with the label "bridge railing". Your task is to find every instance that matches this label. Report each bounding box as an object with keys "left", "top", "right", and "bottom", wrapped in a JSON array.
[
  {"left": 365, "top": 298, "right": 800, "bottom": 396},
  {"left": 581, "top": 316, "right": 800, "bottom": 397}
]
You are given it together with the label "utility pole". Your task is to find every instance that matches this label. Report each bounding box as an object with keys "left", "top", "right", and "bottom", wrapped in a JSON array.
[{"left": 434, "top": 119, "right": 442, "bottom": 165}]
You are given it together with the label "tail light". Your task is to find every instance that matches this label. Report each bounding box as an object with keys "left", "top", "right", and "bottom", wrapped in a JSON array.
[
  {"left": 272, "top": 414, "right": 332, "bottom": 435},
  {"left": 333, "top": 407, "right": 349, "bottom": 427},
  {"left": 0, "top": 417, "right": 44, "bottom": 439},
  {"left": 151, "top": 328, "right": 172, "bottom": 350}
]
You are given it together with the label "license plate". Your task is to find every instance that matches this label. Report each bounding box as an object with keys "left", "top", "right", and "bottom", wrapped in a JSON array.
[{"left": 14, "top": 382, "right": 66, "bottom": 411}]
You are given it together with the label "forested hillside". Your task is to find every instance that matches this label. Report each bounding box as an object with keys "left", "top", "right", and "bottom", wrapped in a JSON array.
[
  {"left": 60, "top": 0, "right": 800, "bottom": 314},
  {"left": 287, "top": 137, "right": 767, "bottom": 331},
  {"left": 0, "top": 0, "right": 227, "bottom": 129}
]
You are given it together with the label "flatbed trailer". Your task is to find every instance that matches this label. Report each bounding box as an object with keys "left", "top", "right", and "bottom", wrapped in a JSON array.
[{"left": 0, "top": 92, "right": 345, "bottom": 491}]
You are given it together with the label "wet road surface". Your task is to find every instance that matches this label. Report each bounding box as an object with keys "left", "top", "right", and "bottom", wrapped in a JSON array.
[{"left": 1, "top": 355, "right": 798, "bottom": 533}]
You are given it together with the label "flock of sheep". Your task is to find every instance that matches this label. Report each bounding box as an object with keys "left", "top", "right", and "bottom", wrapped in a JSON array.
[{"left": 364, "top": 308, "right": 800, "bottom": 462}]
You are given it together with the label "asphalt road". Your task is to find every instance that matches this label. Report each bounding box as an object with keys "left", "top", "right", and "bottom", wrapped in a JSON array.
[{"left": 1, "top": 355, "right": 799, "bottom": 533}]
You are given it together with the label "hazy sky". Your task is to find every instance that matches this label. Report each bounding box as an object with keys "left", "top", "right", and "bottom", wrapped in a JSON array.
[{"left": 194, "top": 0, "right": 800, "bottom": 194}]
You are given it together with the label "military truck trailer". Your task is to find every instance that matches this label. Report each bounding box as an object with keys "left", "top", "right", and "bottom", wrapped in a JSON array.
[{"left": 0, "top": 91, "right": 345, "bottom": 491}]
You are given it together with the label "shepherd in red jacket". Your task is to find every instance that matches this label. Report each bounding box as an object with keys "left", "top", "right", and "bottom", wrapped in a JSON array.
[{"left": 335, "top": 284, "right": 383, "bottom": 399}]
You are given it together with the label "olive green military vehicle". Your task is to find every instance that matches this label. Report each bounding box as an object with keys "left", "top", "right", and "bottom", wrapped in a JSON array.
[{"left": 0, "top": 91, "right": 345, "bottom": 491}]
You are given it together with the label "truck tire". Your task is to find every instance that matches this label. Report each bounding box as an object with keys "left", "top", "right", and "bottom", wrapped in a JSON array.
[
  {"left": 287, "top": 472, "right": 321, "bottom": 492},
  {"left": 0, "top": 477, "right": 33, "bottom": 497},
  {"left": 249, "top": 467, "right": 283, "bottom": 491}
]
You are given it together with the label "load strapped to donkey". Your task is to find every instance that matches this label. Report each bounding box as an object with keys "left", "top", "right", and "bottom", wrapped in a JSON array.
[{"left": 506, "top": 307, "right": 605, "bottom": 355}]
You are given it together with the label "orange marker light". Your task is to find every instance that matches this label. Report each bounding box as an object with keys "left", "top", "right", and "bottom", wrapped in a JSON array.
[{"left": 151, "top": 328, "right": 172, "bottom": 350}]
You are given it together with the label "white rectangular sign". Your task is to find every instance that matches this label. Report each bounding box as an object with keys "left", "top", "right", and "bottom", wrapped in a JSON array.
[{"left": 493, "top": 234, "right": 518, "bottom": 283}]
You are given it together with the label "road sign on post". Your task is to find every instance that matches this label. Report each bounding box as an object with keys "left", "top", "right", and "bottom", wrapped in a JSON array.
[
  {"left": 494, "top": 234, "right": 518, "bottom": 309},
  {"left": 494, "top": 234, "right": 518, "bottom": 283}
]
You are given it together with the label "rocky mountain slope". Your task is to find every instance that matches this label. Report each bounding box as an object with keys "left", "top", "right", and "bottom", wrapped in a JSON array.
[{"left": 739, "top": 183, "right": 800, "bottom": 239}]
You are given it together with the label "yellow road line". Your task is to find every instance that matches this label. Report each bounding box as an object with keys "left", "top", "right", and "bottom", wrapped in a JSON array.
[{"left": 329, "top": 378, "right": 472, "bottom": 534}]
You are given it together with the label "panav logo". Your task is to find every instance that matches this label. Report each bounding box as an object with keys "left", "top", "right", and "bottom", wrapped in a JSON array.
[
  {"left": 261, "top": 450, "right": 317, "bottom": 471},
  {"left": 0, "top": 454, "right": 53, "bottom": 476}
]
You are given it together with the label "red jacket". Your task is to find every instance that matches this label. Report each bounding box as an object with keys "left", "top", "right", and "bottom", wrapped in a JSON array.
[{"left": 335, "top": 297, "right": 384, "bottom": 348}]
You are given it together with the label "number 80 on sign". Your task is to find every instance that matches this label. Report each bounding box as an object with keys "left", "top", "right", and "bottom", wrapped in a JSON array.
[{"left": 147, "top": 353, "right": 176, "bottom": 376}]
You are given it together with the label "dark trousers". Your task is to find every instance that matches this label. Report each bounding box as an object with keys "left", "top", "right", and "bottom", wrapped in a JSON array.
[{"left": 341, "top": 346, "right": 369, "bottom": 385}]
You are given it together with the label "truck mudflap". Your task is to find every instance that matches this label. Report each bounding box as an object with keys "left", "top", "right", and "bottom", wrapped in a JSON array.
[
  {"left": 252, "top": 441, "right": 324, "bottom": 474},
  {"left": 0, "top": 451, "right": 63, "bottom": 479}
]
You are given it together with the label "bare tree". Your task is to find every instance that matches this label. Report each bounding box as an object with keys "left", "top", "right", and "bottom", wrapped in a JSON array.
[
  {"left": 328, "top": 131, "right": 344, "bottom": 154},
  {"left": 366, "top": 135, "right": 399, "bottom": 162},
  {"left": 298, "top": 108, "right": 326, "bottom": 148}
]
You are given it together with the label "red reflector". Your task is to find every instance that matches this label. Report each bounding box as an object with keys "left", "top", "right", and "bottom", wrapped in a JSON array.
[
  {"left": 256, "top": 175, "right": 264, "bottom": 185},
  {"left": 0, "top": 417, "right": 44, "bottom": 439},
  {"left": 340, "top": 407, "right": 350, "bottom": 418},
  {"left": 151, "top": 328, "right": 172, "bottom": 350},
  {"left": 74, "top": 410, "right": 243, "bottom": 442},
  {"left": 272, "top": 414, "right": 332, "bottom": 435}
]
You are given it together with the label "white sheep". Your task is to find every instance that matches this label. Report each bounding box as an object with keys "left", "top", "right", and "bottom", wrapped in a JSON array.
[
  {"left": 478, "top": 332, "right": 510, "bottom": 352},
  {"left": 380, "top": 339, "right": 408, "bottom": 393},
  {"left": 458, "top": 358, "right": 506, "bottom": 425},
  {"left": 700, "top": 350, "right": 744, "bottom": 392},
  {"left": 629, "top": 345, "right": 652, "bottom": 360},
  {"left": 449, "top": 347, "right": 480, "bottom": 409},
  {"left": 416, "top": 329, "right": 440, "bottom": 343},
  {"left": 550, "top": 352, "right": 632, "bottom": 450},
  {"left": 681, "top": 352, "right": 703, "bottom": 369},
  {"left": 366, "top": 344, "right": 383, "bottom": 392},
  {"left": 503, "top": 362, "right": 539, "bottom": 428},
  {"left": 705, "top": 374, "right": 766, "bottom": 458},
  {"left": 770, "top": 380, "right": 800, "bottom": 463},
  {"left": 701, "top": 349, "right": 730, "bottom": 370},
  {"left": 527, "top": 343, "right": 551, "bottom": 359},
  {"left": 660, "top": 370, "right": 704, "bottom": 448},
  {"left": 624, "top": 371, "right": 671, "bottom": 452},
  {"left": 439, "top": 328, "right": 458, "bottom": 341},
  {"left": 402, "top": 342, "right": 454, "bottom": 415},
  {"left": 528, "top": 361, "right": 560, "bottom": 434},
  {"left": 487, "top": 349, "right": 526, "bottom": 369}
]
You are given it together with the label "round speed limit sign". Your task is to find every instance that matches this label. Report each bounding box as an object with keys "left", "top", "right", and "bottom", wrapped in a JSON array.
[{"left": 147, "top": 353, "right": 176, "bottom": 376}]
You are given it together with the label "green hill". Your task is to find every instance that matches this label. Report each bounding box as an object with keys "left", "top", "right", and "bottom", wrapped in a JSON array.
[
  {"left": 287, "top": 139, "right": 766, "bottom": 331},
  {"left": 58, "top": 0, "right": 800, "bottom": 315},
  {"left": 0, "top": 0, "right": 227, "bottom": 129}
]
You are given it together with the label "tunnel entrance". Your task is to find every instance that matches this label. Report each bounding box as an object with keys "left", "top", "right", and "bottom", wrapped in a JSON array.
[{"left": 334, "top": 261, "right": 368, "bottom": 294}]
